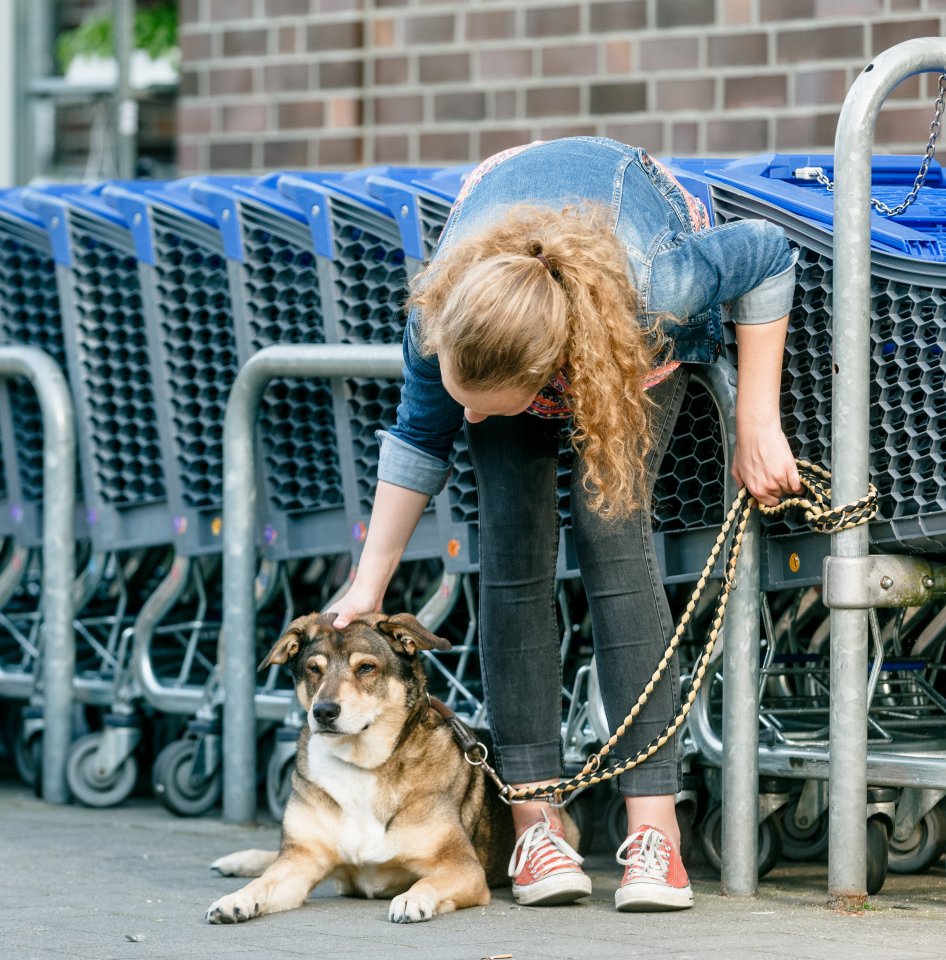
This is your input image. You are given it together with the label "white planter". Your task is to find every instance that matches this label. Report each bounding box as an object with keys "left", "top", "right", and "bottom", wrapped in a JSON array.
[{"left": 64, "top": 49, "right": 179, "bottom": 88}]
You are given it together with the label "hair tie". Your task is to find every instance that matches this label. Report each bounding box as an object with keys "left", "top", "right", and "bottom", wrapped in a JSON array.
[{"left": 535, "top": 253, "right": 552, "bottom": 273}]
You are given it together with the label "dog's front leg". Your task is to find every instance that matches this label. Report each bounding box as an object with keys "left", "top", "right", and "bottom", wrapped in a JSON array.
[
  {"left": 388, "top": 856, "right": 490, "bottom": 923},
  {"left": 206, "top": 849, "right": 331, "bottom": 924}
]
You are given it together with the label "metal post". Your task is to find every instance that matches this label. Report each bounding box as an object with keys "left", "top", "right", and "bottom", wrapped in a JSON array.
[
  {"left": 828, "top": 36, "right": 946, "bottom": 908},
  {"left": 720, "top": 511, "right": 761, "bottom": 896},
  {"left": 222, "top": 343, "right": 403, "bottom": 823},
  {"left": 0, "top": 346, "right": 76, "bottom": 804},
  {"left": 112, "top": 0, "right": 136, "bottom": 179},
  {"left": 0, "top": 0, "right": 15, "bottom": 186},
  {"left": 14, "top": 0, "right": 49, "bottom": 184},
  {"left": 694, "top": 359, "right": 763, "bottom": 896}
]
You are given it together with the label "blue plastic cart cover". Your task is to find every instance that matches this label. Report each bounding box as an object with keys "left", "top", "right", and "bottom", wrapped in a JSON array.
[
  {"left": 663, "top": 153, "right": 946, "bottom": 262},
  {"left": 0, "top": 188, "right": 51, "bottom": 229},
  {"left": 365, "top": 164, "right": 474, "bottom": 259},
  {"left": 22, "top": 182, "right": 147, "bottom": 265}
]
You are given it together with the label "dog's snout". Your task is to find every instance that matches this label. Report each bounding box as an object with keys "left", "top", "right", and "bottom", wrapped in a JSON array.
[{"left": 312, "top": 701, "right": 341, "bottom": 725}]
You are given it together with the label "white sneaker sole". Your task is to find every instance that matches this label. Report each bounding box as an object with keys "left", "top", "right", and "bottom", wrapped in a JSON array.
[
  {"left": 615, "top": 881, "right": 693, "bottom": 912},
  {"left": 513, "top": 871, "right": 593, "bottom": 906}
]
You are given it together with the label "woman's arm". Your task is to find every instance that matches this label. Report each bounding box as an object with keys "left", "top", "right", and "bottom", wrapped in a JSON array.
[
  {"left": 647, "top": 218, "right": 796, "bottom": 324},
  {"left": 647, "top": 217, "right": 801, "bottom": 503},
  {"left": 330, "top": 481, "right": 431, "bottom": 628},
  {"left": 331, "top": 306, "right": 461, "bottom": 627},
  {"left": 732, "top": 315, "right": 801, "bottom": 506}
]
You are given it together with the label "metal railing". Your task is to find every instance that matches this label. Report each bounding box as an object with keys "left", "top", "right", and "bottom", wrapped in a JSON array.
[
  {"left": 221, "top": 343, "right": 403, "bottom": 823},
  {"left": 824, "top": 36, "right": 946, "bottom": 908}
]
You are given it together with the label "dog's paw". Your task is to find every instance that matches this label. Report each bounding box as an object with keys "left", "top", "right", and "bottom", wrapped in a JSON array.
[
  {"left": 388, "top": 891, "right": 437, "bottom": 923},
  {"left": 210, "top": 849, "right": 276, "bottom": 878},
  {"left": 205, "top": 890, "right": 262, "bottom": 925}
]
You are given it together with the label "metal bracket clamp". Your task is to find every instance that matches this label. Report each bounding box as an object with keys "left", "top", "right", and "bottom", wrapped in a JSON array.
[{"left": 823, "top": 555, "right": 946, "bottom": 608}]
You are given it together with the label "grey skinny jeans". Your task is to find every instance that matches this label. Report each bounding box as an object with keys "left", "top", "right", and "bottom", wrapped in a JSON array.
[{"left": 465, "top": 368, "right": 689, "bottom": 797}]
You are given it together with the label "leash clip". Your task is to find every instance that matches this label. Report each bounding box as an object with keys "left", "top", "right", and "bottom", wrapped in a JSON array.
[{"left": 463, "top": 741, "right": 489, "bottom": 767}]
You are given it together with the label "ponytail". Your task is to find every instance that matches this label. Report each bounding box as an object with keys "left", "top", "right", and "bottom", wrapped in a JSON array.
[{"left": 408, "top": 204, "right": 668, "bottom": 518}]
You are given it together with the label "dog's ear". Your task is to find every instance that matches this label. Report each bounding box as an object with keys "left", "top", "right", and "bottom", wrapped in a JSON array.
[
  {"left": 258, "top": 612, "right": 338, "bottom": 671},
  {"left": 376, "top": 613, "right": 452, "bottom": 656},
  {"left": 258, "top": 626, "right": 303, "bottom": 671}
]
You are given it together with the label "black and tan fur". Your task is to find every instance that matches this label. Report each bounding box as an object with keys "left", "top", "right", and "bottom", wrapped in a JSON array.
[{"left": 206, "top": 612, "right": 518, "bottom": 924}]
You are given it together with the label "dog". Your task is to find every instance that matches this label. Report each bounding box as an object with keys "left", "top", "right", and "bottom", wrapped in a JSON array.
[{"left": 206, "top": 611, "right": 533, "bottom": 924}]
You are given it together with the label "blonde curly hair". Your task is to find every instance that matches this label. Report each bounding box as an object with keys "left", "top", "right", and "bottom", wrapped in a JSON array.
[{"left": 408, "top": 204, "right": 668, "bottom": 520}]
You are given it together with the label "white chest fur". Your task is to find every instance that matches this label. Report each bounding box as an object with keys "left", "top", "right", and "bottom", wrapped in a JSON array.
[{"left": 306, "top": 737, "right": 391, "bottom": 865}]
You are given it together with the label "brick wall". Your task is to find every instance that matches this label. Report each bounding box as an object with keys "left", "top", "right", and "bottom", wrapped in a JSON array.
[{"left": 177, "top": 0, "right": 946, "bottom": 173}]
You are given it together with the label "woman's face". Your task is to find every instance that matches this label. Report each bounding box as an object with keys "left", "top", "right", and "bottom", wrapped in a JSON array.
[{"left": 440, "top": 357, "right": 536, "bottom": 424}]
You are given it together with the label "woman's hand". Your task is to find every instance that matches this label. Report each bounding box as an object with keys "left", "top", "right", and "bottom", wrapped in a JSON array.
[
  {"left": 327, "top": 481, "right": 432, "bottom": 628},
  {"left": 329, "top": 577, "right": 385, "bottom": 629},
  {"left": 732, "top": 421, "right": 801, "bottom": 507},
  {"left": 732, "top": 314, "right": 801, "bottom": 507}
]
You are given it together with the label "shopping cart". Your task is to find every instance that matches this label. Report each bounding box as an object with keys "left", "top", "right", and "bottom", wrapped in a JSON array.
[
  {"left": 20, "top": 181, "right": 184, "bottom": 806},
  {"left": 0, "top": 187, "right": 131, "bottom": 792},
  {"left": 659, "top": 151, "right": 946, "bottom": 890},
  {"left": 0, "top": 189, "right": 61, "bottom": 784},
  {"left": 189, "top": 166, "right": 489, "bottom": 817}
]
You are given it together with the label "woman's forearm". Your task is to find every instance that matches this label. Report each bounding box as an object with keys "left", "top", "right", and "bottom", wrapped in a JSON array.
[
  {"left": 359, "top": 481, "right": 430, "bottom": 587},
  {"left": 331, "top": 480, "right": 431, "bottom": 626},
  {"left": 732, "top": 315, "right": 801, "bottom": 505},
  {"left": 734, "top": 315, "right": 788, "bottom": 431}
]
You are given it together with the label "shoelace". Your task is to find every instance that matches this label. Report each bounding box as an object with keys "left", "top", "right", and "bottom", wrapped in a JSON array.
[
  {"left": 616, "top": 827, "right": 670, "bottom": 882},
  {"left": 508, "top": 811, "right": 584, "bottom": 879}
]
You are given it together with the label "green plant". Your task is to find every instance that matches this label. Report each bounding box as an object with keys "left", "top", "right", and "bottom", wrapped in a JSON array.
[{"left": 57, "top": 3, "right": 178, "bottom": 71}]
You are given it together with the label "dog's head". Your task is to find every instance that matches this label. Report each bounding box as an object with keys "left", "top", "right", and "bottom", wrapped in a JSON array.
[{"left": 259, "top": 612, "right": 452, "bottom": 742}]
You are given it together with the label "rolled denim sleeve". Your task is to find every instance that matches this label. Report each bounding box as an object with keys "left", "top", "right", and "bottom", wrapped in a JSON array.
[
  {"left": 729, "top": 249, "right": 798, "bottom": 324},
  {"left": 379, "top": 308, "right": 464, "bottom": 496},
  {"left": 376, "top": 430, "right": 452, "bottom": 496},
  {"left": 648, "top": 219, "right": 797, "bottom": 325}
]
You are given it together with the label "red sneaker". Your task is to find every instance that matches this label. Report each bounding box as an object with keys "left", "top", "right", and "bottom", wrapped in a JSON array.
[
  {"left": 615, "top": 825, "right": 693, "bottom": 912},
  {"left": 508, "top": 810, "right": 592, "bottom": 906}
]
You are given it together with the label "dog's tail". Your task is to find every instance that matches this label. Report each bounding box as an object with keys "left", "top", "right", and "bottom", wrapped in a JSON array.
[{"left": 210, "top": 849, "right": 278, "bottom": 877}]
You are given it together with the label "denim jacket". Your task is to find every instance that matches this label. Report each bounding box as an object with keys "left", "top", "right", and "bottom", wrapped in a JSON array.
[{"left": 379, "top": 137, "right": 798, "bottom": 497}]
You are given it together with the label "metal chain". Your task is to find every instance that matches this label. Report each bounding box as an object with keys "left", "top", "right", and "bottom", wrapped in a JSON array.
[
  {"left": 464, "top": 460, "right": 879, "bottom": 805},
  {"left": 795, "top": 72, "right": 946, "bottom": 218}
]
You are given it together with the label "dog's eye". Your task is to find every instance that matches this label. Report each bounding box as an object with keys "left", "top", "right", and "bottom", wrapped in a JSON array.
[
  {"left": 356, "top": 662, "right": 375, "bottom": 676},
  {"left": 306, "top": 662, "right": 321, "bottom": 676}
]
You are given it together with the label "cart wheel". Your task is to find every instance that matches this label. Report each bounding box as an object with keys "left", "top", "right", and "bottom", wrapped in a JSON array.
[
  {"left": 888, "top": 804, "right": 946, "bottom": 875},
  {"left": 699, "top": 805, "right": 784, "bottom": 879},
  {"left": 866, "top": 817, "right": 891, "bottom": 895},
  {"left": 678, "top": 804, "right": 696, "bottom": 867},
  {"left": 604, "top": 790, "right": 626, "bottom": 851},
  {"left": 781, "top": 797, "right": 829, "bottom": 862},
  {"left": 565, "top": 791, "right": 596, "bottom": 856},
  {"left": 152, "top": 739, "right": 222, "bottom": 817},
  {"left": 30, "top": 733, "right": 43, "bottom": 799},
  {"left": 604, "top": 792, "right": 694, "bottom": 864},
  {"left": 150, "top": 738, "right": 173, "bottom": 796},
  {"left": 66, "top": 732, "right": 138, "bottom": 808},
  {"left": 266, "top": 747, "right": 296, "bottom": 821},
  {"left": 12, "top": 725, "right": 40, "bottom": 789}
]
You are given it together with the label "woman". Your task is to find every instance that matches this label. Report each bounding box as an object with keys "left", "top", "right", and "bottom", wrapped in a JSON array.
[{"left": 332, "top": 138, "right": 801, "bottom": 912}]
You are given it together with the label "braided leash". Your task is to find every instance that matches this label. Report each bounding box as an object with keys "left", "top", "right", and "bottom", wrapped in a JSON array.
[{"left": 465, "top": 460, "right": 878, "bottom": 805}]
